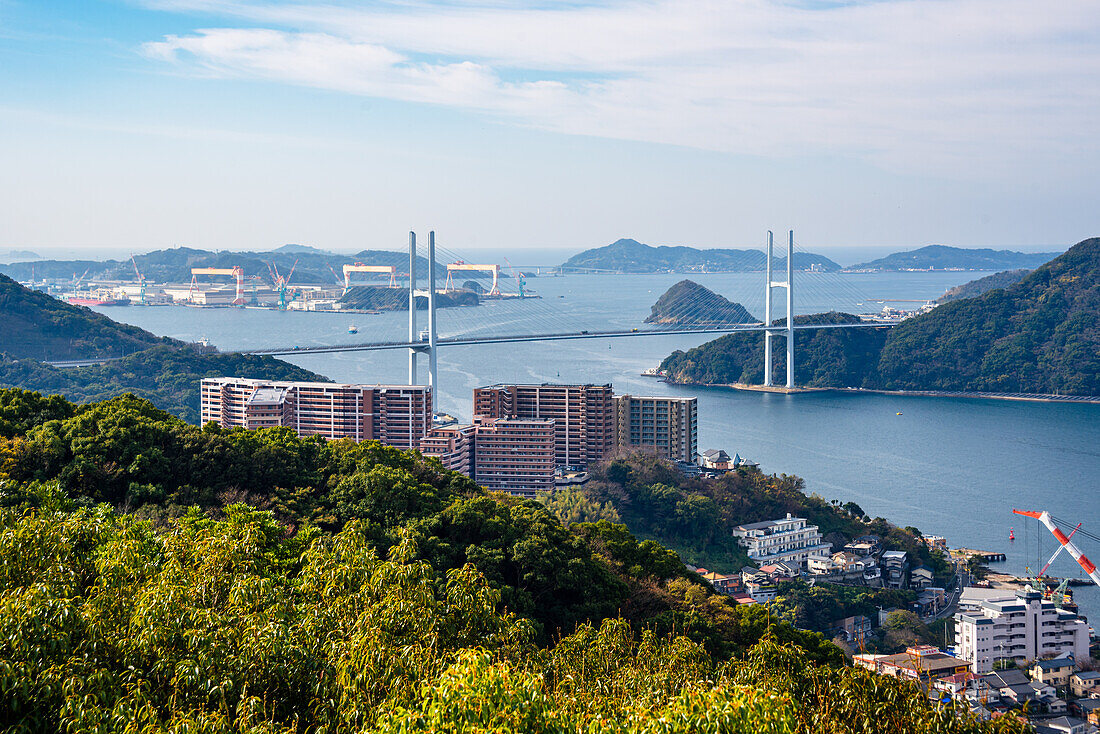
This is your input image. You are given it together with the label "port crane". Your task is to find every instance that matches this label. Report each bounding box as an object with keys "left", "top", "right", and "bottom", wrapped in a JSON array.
[
  {"left": 342, "top": 263, "right": 397, "bottom": 293},
  {"left": 444, "top": 262, "right": 501, "bottom": 295},
  {"left": 1013, "top": 509, "right": 1100, "bottom": 588},
  {"left": 189, "top": 266, "right": 246, "bottom": 305},
  {"left": 268, "top": 259, "right": 299, "bottom": 310},
  {"left": 130, "top": 255, "right": 147, "bottom": 305}
]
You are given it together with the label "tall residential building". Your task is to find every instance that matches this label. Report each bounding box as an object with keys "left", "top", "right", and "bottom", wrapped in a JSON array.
[
  {"left": 472, "top": 384, "right": 614, "bottom": 468},
  {"left": 613, "top": 394, "right": 697, "bottom": 463},
  {"left": 472, "top": 417, "right": 555, "bottom": 498},
  {"left": 419, "top": 424, "right": 477, "bottom": 477},
  {"left": 200, "top": 377, "right": 431, "bottom": 450},
  {"left": 732, "top": 513, "right": 832, "bottom": 568},
  {"left": 954, "top": 587, "right": 1090, "bottom": 674}
]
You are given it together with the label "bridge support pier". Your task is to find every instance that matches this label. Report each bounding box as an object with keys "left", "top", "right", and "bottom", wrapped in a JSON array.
[
  {"left": 763, "top": 230, "right": 795, "bottom": 389},
  {"left": 408, "top": 231, "right": 417, "bottom": 385}
]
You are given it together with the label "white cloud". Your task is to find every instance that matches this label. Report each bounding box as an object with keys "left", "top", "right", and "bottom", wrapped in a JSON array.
[{"left": 142, "top": 0, "right": 1100, "bottom": 175}]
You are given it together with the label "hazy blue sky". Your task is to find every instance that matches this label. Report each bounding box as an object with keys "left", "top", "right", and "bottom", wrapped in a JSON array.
[{"left": 1, "top": 0, "right": 1097, "bottom": 256}]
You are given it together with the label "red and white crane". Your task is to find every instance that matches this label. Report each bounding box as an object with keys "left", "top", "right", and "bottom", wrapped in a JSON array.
[{"left": 1013, "top": 509, "right": 1100, "bottom": 587}]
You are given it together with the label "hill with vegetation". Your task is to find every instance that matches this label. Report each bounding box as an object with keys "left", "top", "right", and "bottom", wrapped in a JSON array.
[
  {"left": 659, "top": 238, "right": 1100, "bottom": 396},
  {"left": 874, "top": 237, "right": 1100, "bottom": 394},
  {"left": 659, "top": 312, "right": 892, "bottom": 388},
  {"left": 563, "top": 238, "right": 841, "bottom": 273},
  {"left": 0, "top": 273, "right": 171, "bottom": 360},
  {"left": 340, "top": 285, "right": 479, "bottom": 310},
  {"left": 0, "top": 390, "right": 1025, "bottom": 733},
  {"left": 936, "top": 269, "right": 1031, "bottom": 303},
  {"left": 847, "top": 245, "right": 1059, "bottom": 271},
  {"left": 644, "top": 280, "right": 756, "bottom": 326},
  {"left": 0, "top": 245, "right": 432, "bottom": 286},
  {"left": 0, "top": 275, "right": 327, "bottom": 422}
]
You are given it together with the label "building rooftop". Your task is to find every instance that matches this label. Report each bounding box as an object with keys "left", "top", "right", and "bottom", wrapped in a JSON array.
[
  {"left": 1073, "top": 670, "right": 1100, "bottom": 681},
  {"left": 981, "top": 669, "right": 1029, "bottom": 688},
  {"left": 247, "top": 387, "right": 288, "bottom": 405},
  {"left": 733, "top": 513, "right": 806, "bottom": 531},
  {"left": 1033, "top": 657, "right": 1075, "bottom": 670}
]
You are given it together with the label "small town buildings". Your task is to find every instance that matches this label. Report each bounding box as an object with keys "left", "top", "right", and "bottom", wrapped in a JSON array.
[
  {"left": 1036, "top": 716, "right": 1091, "bottom": 734},
  {"left": 699, "top": 571, "right": 742, "bottom": 595},
  {"left": 732, "top": 514, "right": 831, "bottom": 568},
  {"left": 954, "top": 588, "right": 1091, "bottom": 674},
  {"left": 1071, "top": 698, "right": 1100, "bottom": 727},
  {"left": 922, "top": 535, "right": 949, "bottom": 551},
  {"left": 854, "top": 645, "right": 971, "bottom": 682},
  {"left": 1070, "top": 670, "right": 1100, "bottom": 698},
  {"left": 843, "top": 541, "right": 878, "bottom": 557}
]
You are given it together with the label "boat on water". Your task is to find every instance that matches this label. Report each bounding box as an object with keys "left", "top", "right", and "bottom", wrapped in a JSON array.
[
  {"left": 347, "top": 325, "right": 358, "bottom": 334},
  {"left": 68, "top": 295, "right": 129, "bottom": 306}
]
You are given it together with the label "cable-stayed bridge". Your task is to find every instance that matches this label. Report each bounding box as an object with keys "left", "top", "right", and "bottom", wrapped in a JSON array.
[{"left": 233, "top": 230, "right": 898, "bottom": 390}]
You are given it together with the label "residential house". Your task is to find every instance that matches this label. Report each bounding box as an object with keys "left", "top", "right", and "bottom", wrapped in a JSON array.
[
  {"left": 882, "top": 550, "right": 909, "bottom": 589},
  {"left": 854, "top": 645, "right": 971, "bottom": 682},
  {"left": 911, "top": 565, "right": 935, "bottom": 589},
  {"left": 832, "top": 615, "right": 872, "bottom": 646},
  {"left": 1032, "top": 656, "right": 1077, "bottom": 691},
  {"left": 699, "top": 449, "right": 733, "bottom": 470},
  {"left": 1070, "top": 670, "right": 1100, "bottom": 698},
  {"left": 844, "top": 541, "right": 878, "bottom": 557},
  {"left": 922, "top": 535, "right": 949, "bottom": 551},
  {"left": 700, "top": 571, "right": 742, "bottom": 596},
  {"left": 1071, "top": 698, "right": 1100, "bottom": 727},
  {"left": 1035, "top": 716, "right": 1091, "bottom": 734}
]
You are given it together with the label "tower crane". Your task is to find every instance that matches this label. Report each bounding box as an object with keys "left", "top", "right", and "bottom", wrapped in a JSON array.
[
  {"left": 268, "top": 259, "right": 299, "bottom": 310},
  {"left": 1013, "top": 509, "right": 1100, "bottom": 588}
]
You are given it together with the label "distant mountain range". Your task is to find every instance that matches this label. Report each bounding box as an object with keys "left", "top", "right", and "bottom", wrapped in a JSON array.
[
  {"left": 561, "top": 239, "right": 841, "bottom": 273},
  {"left": 846, "top": 245, "right": 1060, "bottom": 271},
  {"left": 660, "top": 237, "right": 1100, "bottom": 396},
  {"left": 0, "top": 246, "right": 429, "bottom": 286}
]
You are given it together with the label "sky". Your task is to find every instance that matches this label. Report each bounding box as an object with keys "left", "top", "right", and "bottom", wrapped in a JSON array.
[{"left": 1, "top": 0, "right": 1098, "bottom": 257}]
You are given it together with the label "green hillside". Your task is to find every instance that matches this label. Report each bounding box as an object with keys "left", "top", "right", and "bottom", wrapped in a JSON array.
[
  {"left": 0, "top": 391, "right": 1025, "bottom": 733},
  {"left": 873, "top": 237, "right": 1100, "bottom": 394},
  {"left": 659, "top": 312, "right": 891, "bottom": 388},
  {"left": 660, "top": 238, "right": 1099, "bottom": 396},
  {"left": 936, "top": 269, "right": 1030, "bottom": 303},
  {"left": 0, "top": 275, "right": 327, "bottom": 422},
  {"left": 0, "top": 273, "right": 170, "bottom": 360},
  {"left": 563, "top": 238, "right": 841, "bottom": 273}
]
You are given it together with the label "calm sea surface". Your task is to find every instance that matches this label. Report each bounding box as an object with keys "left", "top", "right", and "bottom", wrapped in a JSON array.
[{"left": 93, "top": 270, "right": 1100, "bottom": 617}]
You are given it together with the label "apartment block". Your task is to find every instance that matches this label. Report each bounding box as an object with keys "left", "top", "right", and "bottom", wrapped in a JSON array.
[
  {"left": 419, "top": 424, "right": 476, "bottom": 477},
  {"left": 473, "top": 418, "right": 555, "bottom": 498},
  {"left": 732, "top": 513, "right": 831, "bottom": 568},
  {"left": 954, "top": 588, "right": 1091, "bottom": 674},
  {"left": 200, "top": 377, "right": 431, "bottom": 450},
  {"left": 612, "top": 394, "right": 697, "bottom": 463},
  {"left": 473, "top": 384, "right": 614, "bottom": 468}
]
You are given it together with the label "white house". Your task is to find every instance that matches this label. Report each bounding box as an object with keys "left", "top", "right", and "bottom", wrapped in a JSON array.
[{"left": 732, "top": 513, "right": 832, "bottom": 568}]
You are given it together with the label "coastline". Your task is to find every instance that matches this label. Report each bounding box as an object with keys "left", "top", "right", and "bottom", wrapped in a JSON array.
[{"left": 642, "top": 373, "right": 1100, "bottom": 404}]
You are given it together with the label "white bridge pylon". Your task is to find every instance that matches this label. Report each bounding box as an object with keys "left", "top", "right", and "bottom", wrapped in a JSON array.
[{"left": 763, "top": 230, "right": 795, "bottom": 389}]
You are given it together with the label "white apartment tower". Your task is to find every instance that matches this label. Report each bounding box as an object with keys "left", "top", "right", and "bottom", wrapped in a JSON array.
[{"left": 954, "top": 587, "right": 1090, "bottom": 674}]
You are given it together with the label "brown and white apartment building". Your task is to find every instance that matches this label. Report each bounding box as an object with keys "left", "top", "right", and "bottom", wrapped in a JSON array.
[{"left": 200, "top": 377, "right": 432, "bottom": 450}]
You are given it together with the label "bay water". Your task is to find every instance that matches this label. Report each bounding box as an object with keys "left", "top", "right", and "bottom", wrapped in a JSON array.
[{"left": 93, "top": 270, "right": 1100, "bottom": 617}]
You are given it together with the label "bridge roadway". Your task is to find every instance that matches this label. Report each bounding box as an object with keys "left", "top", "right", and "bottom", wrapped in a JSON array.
[{"left": 233, "top": 321, "right": 894, "bottom": 357}]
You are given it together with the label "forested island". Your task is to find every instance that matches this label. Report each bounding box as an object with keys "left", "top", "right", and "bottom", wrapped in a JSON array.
[
  {"left": 0, "top": 274, "right": 326, "bottom": 422},
  {"left": 562, "top": 238, "right": 841, "bottom": 273},
  {"left": 0, "top": 390, "right": 1024, "bottom": 733},
  {"left": 661, "top": 237, "right": 1100, "bottom": 396},
  {"left": 846, "top": 245, "right": 1059, "bottom": 272},
  {"left": 644, "top": 280, "right": 755, "bottom": 326}
]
